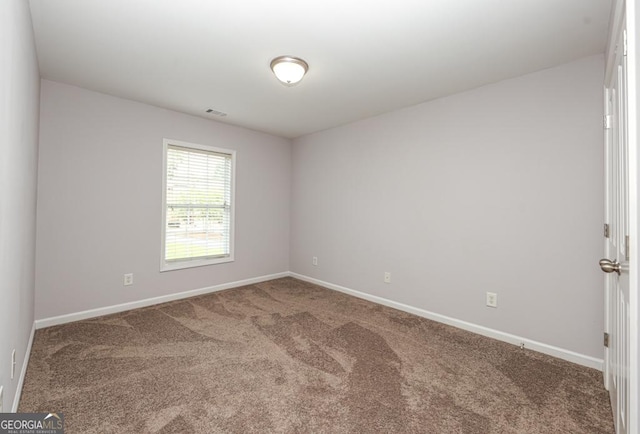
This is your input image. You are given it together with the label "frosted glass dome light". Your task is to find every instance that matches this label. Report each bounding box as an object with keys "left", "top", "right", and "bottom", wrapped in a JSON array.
[{"left": 270, "top": 56, "right": 309, "bottom": 86}]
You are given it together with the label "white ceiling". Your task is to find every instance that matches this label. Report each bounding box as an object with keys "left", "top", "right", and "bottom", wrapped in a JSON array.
[{"left": 28, "top": 0, "right": 612, "bottom": 139}]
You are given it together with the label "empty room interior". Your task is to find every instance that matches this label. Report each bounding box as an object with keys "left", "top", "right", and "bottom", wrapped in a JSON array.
[{"left": 2, "top": 0, "right": 639, "bottom": 433}]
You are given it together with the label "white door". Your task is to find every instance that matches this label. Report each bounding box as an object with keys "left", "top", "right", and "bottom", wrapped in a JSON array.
[{"left": 603, "top": 21, "right": 631, "bottom": 434}]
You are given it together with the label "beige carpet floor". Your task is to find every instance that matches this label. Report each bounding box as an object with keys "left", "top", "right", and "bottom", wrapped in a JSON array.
[{"left": 19, "top": 277, "right": 613, "bottom": 433}]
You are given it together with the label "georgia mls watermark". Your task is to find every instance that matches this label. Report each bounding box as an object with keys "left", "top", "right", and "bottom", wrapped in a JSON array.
[{"left": 0, "top": 413, "right": 64, "bottom": 434}]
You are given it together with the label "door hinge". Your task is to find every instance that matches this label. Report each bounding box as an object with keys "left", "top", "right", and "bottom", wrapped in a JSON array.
[
  {"left": 623, "top": 30, "right": 628, "bottom": 56},
  {"left": 604, "top": 115, "right": 612, "bottom": 129},
  {"left": 604, "top": 332, "right": 610, "bottom": 348},
  {"left": 604, "top": 223, "right": 610, "bottom": 238},
  {"left": 625, "top": 235, "right": 630, "bottom": 260}
]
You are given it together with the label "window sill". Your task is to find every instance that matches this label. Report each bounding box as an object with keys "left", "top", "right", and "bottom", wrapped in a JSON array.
[{"left": 160, "top": 256, "right": 234, "bottom": 272}]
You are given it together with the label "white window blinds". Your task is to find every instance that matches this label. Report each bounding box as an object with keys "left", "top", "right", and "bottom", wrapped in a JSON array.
[{"left": 163, "top": 141, "right": 234, "bottom": 268}]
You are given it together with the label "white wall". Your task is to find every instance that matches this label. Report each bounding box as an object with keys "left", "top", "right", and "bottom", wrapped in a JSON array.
[
  {"left": 35, "top": 80, "right": 291, "bottom": 320},
  {"left": 0, "top": 0, "right": 40, "bottom": 411},
  {"left": 35, "top": 54, "right": 606, "bottom": 361},
  {"left": 291, "top": 55, "right": 605, "bottom": 359}
]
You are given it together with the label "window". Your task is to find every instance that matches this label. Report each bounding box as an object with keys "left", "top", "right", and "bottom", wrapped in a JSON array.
[{"left": 161, "top": 139, "right": 235, "bottom": 271}]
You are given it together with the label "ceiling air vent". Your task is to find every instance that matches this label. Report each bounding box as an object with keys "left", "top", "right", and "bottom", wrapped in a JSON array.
[{"left": 205, "top": 108, "right": 227, "bottom": 117}]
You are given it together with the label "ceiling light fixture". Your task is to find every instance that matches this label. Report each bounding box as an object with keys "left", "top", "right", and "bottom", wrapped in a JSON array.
[{"left": 270, "top": 56, "right": 309, "bottom": 86}]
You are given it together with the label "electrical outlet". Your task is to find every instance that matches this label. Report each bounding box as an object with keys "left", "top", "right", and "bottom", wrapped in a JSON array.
[
  {"left": 384, "top": 272, "right": 391, "bottom": 283},
  {"left": 486, "top": 292, "right": 498, "bottom": 308},
  {"left": 11, "top": 349, "right": 16, "bottom": 380},
  {"left": 312, "top": 257, "right": 318, "bottom": 266},
  {"left": 123, "top": 273, "right": 133, "bottom": 286}
]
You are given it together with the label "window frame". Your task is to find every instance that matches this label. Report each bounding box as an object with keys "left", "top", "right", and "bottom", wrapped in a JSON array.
[{"left": 160, "top": 138, "right": 236, "bottom": 272}]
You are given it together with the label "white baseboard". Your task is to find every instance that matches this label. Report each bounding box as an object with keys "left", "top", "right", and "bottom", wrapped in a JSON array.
[
  {"left": 34, "top": 272, "right": 290, "bottom": 329},
  {"left": 32, "top": 270, "right": 603, "bottom": 371},
  {"left": 12, "top": 323, "right": 35, "bottom": 412},
  {"left": 290, "top": 273, "right": 603, "bottom": 371}
]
